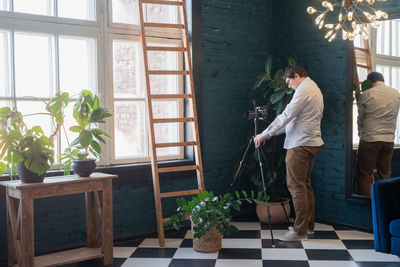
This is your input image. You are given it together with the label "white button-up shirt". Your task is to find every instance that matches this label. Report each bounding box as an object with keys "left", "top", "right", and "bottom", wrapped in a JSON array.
[
  {"left": 261, "top": 77, "right": 324, "bottom": 149},
  {"left": 357, "top": 81, "right": 400, "bottom": 142}
]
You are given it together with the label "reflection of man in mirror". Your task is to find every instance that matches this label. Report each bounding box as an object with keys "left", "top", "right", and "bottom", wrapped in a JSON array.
[
  {"left": 357, "top": 71, "right": 400, "bottom": 196},
  {"left": 254, "top": 65, "right": 324, "bottom": 242}
]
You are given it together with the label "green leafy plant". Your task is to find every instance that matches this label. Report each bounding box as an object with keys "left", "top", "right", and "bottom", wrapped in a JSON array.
[
  {"left": 235, "top": 57, "right": 296, "bottom": 200},
  {"left": 354, "top": 79, "right": 372, "bottom": 103},
  {"left": 164, "top": 190, "right": 269, "bottom": 239},
  {"left": 60, "top": 90, "right": 112, "bottom": 174},
  {"left": 0, "top": 92, "right": 69, "bottom": 178}
]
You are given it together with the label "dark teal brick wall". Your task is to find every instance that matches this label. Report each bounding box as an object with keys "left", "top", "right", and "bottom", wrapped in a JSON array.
[
  {"left": 271, "top": 0, "right": 400, "bottom": 229},
  {"left": 0, "top": 0, "right": 273, "bottom": 262}
]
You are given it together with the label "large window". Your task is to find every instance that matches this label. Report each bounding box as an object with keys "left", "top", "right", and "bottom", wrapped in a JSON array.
[
  {"left": 0, "top": 0, "right": 185, "bottom": 166},
  {"left": 353, "top": 19, "right": 400, "bottom": 147}
]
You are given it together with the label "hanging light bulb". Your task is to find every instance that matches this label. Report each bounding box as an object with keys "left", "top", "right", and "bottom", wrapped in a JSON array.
[
  {"left": 347, "top": 11, "right": 353, "bottom": 21},
  {"left": 366, "top": 0, "right": 375, "bottom": 4},
  {"left": 335, "top": 23, "right": 341, "bottom": 30},
  {"left": 338, "top": 12, "right": 343, "bottom": 22},
  {"left": 325, "top": 29, "right": 334, "bottom": 39},
  {"left": 319, "top": 20, "right": 325, "bottom": 29},
  {"left": 328, "top": 33, "right": 337, "bottom": 42},
  {"left": 322, "top": 1, "right": 334, "bottom": 11},
  {"left": 307, "top": 7, "right": 317, "bottom": 14},
  {"left": 325, "top": 24, "right": 334, "bottom": 29},
  {"left": 315, "top": 13, "right": 325, "bottom": 25}
]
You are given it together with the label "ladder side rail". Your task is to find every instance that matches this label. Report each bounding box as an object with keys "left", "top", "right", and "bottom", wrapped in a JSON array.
[
  {"left": 138, "top": 0, "right": 166, "bottom": 246},
  {"left": 180, "top": 0, "right": 205, "bottom": 193}
]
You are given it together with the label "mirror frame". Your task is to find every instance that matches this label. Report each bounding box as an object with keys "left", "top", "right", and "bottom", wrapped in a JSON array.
[{"left": 345, "top": 10, "right": 400, "bottom": 205}]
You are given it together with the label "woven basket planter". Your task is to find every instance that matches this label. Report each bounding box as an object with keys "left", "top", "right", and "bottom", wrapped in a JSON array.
[{"left": 192, "top": 223, "right": 223, "bottom": 253}]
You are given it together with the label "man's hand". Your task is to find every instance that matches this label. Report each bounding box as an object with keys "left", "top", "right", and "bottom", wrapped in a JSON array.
[{"left": 254, "top": 134, "right": 270, "bottom": 148}]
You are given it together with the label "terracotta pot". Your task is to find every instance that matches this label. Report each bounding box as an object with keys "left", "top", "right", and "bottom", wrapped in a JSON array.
[
  {"left": 191, "top": 223, "right": 222, "bottom": 253},
  {"left": 256, "top": 198, "right": 290, "bottom": 224}
]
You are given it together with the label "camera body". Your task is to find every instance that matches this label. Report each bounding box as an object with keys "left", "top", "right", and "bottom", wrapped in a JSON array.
[{"left": 246, "top": 105, "right": 268, "bottom": 120}]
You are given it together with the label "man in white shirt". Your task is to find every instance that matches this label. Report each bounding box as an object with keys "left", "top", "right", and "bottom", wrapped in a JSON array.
[
  {"left": 357, "top": 71, "right": 400, "bottom": 196},
  {"left": 254, "top": 65, "right": 324, "bottom": 241}
]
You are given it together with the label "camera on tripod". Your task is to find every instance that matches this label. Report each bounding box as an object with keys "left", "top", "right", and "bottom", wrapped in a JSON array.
[{"left": 246, "top": 104, "right": 268, "bottom": 120}]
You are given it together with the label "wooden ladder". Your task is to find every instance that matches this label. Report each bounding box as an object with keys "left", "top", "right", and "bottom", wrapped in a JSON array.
[
  {"left": 354, "top": 39, "right": 373, "bottom": 91},
  {"left": 138, "top": 0, "right": 205, "bottom": 246}
]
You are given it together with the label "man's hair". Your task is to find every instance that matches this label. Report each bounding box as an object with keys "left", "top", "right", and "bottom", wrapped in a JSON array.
[
  {"left": 367, "top": 71, "right": 385, "bottom": 83},
  {"left": 283, "top": 65, "right": 308, "bottom": 79}
]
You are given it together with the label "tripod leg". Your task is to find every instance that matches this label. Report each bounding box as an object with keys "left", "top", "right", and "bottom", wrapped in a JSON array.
[
  {"left": 267, "top": 206, "right": 275, "bottom": 248},
  {"left": 231, "top": 137, "right": 254, "bottom": 186},
  {"left": 255, "top": 147, "right": 267, "bottom": 194},
  {"left": 280, "top": 200, "right": 291, "bottom": 225}
]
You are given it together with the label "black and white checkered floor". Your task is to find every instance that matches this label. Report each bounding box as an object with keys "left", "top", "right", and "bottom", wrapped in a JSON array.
[{"left": 71, "top": 221, "right": 400, "bottom": 267}]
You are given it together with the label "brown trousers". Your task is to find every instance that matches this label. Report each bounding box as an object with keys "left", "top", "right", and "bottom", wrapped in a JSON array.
[
  {"left": 286, "top": 146, "right": 321, "bottom": 235},
  {"left": 356, "top": 140, "right": 394, "bottom": 196}
]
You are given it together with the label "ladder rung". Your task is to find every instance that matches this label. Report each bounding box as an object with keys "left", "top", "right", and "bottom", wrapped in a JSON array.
[
  {"left": 158, "top": 165, "right": 198, "bottom": 173},
  {"left": 151, "top": 94, "right": 192, "bottom": 99},
  {"left": 155, "top": 141, "right": 196, "bottom": 148},
  {"left": 142, "top": 0, "right": 183, "bottom": 6},
  {"left": 160, "top": 189, "right": 201, "bottom": 198},
  {"left": 148, "top": 70, "right": 190, "bottom": 75},
  {"left": 354, "top": 47, "right": 369, "bottom": 53},
  {"left": 356, "top": 64, "right": 371, "bottom": 69},
  {"left": 144, "top": 22, "right": 185, "bottom": 29},
  {"left": 153, "top": 118, "right": 194, "bottom": 123},
  {"left": 146, "top": 46, "right": 187, "bottom": 52}
]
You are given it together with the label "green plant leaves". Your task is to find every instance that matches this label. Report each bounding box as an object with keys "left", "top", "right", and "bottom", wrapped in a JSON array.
[{"left": 79, "top": 129, "right": 93, "bottom": 148}]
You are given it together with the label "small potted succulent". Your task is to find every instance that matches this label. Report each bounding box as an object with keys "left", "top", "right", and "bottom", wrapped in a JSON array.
[
  {"left": 165, "top": 190, "right": 269, "bottom": 253},
  {"left": 60, "top": 90, "right": 112, "bottom": 177},
  {"left": 0, "top": 92, "right": 69, "bottom": 183}
]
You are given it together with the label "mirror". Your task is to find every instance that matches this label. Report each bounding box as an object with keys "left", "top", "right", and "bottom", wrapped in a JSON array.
[{"left": 346, "top": 11, "right": 400, "bottom": 204}]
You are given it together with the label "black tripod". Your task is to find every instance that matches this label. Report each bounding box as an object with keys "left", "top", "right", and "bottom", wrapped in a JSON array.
[{"left": 231, "top": 110, "right": 290, "bottom": 247}]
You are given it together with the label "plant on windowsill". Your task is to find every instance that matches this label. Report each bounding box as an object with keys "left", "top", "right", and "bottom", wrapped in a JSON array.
[
  {"left": 60, "top": 90, "right": 112, "bottom": 177},
  {"left": 164, "top": 190, "right": 269, "bottom": 253},
  {"left": 0, "top": 92, "right": 69, "bottom": 183},
  {"left": 234, "top": 56, "right": 296, "bottom": 224}
]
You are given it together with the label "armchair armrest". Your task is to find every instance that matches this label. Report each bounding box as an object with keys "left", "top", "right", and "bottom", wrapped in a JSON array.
[{"left": 371, "top": 177, "right": 400, "bottom": 253}]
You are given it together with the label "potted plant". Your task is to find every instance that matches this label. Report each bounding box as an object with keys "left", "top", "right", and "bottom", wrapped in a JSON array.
[
  {"left": 60, "top": 90, "right": 112, "bottom": 177},
  {"left": 165, "top": 190, "right": 269, "bottom": 253},
  {"left": 235, "top": 57, "right": 296, "bottom": 224},
  {"left": 0, "top": 93, "right": 69, "bottom": 183}
]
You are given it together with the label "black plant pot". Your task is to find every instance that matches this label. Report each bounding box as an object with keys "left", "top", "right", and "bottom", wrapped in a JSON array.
[
  {"left": 71, "top": 159, "right": 96, "bottom": 177},
  {"left": 16, "top": 162, "right": 45, "bottom": 183}
]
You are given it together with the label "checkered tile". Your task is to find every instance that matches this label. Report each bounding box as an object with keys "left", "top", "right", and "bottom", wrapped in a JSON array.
[{"left": 65, "top": 221, "right": 400, "bottom": 267}]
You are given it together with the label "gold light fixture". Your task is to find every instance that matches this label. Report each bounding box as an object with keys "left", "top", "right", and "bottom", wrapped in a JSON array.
[{"left": 307, "top": 0, "right": 389, "bottom": 42}]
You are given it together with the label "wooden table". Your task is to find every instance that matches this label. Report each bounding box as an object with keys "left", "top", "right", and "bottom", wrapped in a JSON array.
[{"left": 0, "top": 172, "right": 118, "bottom": 267}]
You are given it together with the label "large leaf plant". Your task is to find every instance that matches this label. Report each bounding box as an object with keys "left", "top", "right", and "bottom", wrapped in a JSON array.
[
  {"left": 60, "top": 90, "right": 112, "bottom": 174},
  {"left": 0, "top": 92, "right": 69, "bottom": 178},
  {"left": 235, "top": 57, "right": 296, "bottom": 200}
]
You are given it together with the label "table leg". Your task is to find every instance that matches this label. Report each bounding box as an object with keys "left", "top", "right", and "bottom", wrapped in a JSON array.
[
  {"left": 20, "top": 191, "right": 34, "bottom": 267},
  {"left": 6, "top": 192, "right": 18, "bottom": 266},
  {"left": 85, "top": 191, "right": 98, "bottom": 248},
  {"left": 102, "top": 180, "right": 113, "bottom": 265}
]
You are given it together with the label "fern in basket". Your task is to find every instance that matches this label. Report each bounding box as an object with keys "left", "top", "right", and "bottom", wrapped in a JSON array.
[{"left": 165, "top": 190, "right": 269, "bottom": 239}]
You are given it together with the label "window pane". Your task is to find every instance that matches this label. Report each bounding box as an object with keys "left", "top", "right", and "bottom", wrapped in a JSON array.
[
  {"left": 145, "top": 2, "right": 178, "bottom": 24},
  {"left": 0, "top": 0, "right": 9, "bottom": 11},
  {"left": 148, "top": 42, "right": 179, "bottom": 94},
  {"left": 112, "top": 0, "right": 139, "bottom": 25},
  {"left": 0, "top": 30, "right": 11, "bottom": 97},
  {"left": 15, "top": 32, "right": 55, "bottom": 98},
  {"left": 14, "top": 0, "right": 54, "bottom": 16},
  {"left": 114, "top": 101, "right": 147, "bottom": 159},
  {"left": 392, "top": 19, "right": 400, "bottom": 57},
  {"left": 59, "top": 36, "right": 97, "bottom": 96},
  {"left": 60, "top": 103, "right": 78, "bottom": 159},
  {"left": 113, "top": 39, "right": 144, "bottom": 98},
  {"left": 17, "top": 101, "right": 53, "bottom": 138},
  {"left": 153, "top": 100, "right": 180, "bottom": 156},
  {"left": 377, "top": 20, "right": 391, "bottom": 56},
  {"left": 58, "top": 0, "right": 96, "bottom": 21}
]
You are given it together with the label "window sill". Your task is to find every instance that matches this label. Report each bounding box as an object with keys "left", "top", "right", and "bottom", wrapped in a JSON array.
[{"left": 0, "top": 159, "right": 196, "bottom": 184}]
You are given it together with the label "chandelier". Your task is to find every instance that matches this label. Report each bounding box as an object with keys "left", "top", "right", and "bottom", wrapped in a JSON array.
[{"left": 307, "top": 0, "right": 389, "bottom": 42}]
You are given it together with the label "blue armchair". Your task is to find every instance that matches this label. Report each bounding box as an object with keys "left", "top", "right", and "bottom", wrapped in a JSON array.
[{"left": 371, "top": 176, "right": 400, "bottom": 256}]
